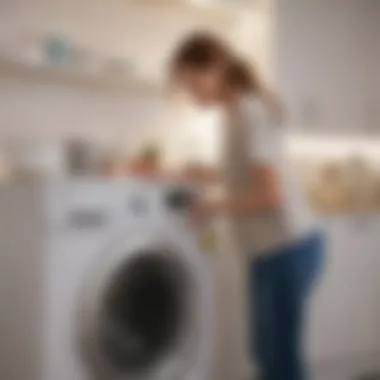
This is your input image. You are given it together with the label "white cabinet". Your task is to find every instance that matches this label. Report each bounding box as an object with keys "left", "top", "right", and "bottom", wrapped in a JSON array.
[
  {"left": 308, "top": 218, "right": 351, "bottom": 364},
  {"left": 369, "top": 216, "right": 380, "bottom": 349},
  {"left": 307, "top": 216, "right": 380, "bottom": 373},
  {"left": 274, "top": 0, "right": 376, "bottom": 134}
]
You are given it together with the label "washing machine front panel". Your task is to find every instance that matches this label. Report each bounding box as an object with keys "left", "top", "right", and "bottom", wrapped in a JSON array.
[
  {"left": 43, "top": 180, "right": 163, "bottom": 380},
  {"left": 45, "top": 179, "right": 163, "bottom": 228},
  {"left": 76, "top": 226, "right": 207, "bottom": 380},
  {"left": 45, "top": 213, "right": 121, "bottom": 380},
  {"left": 45, "top": 179, "right": 196, "bottom": 231},
  {"left": 44, "top": 179, "right": 211, "bottom": 380}
]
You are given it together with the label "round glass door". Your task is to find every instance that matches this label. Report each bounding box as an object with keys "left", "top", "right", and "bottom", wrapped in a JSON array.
[{"left": 97, "top": 250, "right": 192, "bottom": 375}]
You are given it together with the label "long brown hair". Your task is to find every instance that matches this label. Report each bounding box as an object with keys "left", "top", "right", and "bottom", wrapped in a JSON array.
[{"left": 170, "top": 32, "right": 285, "bottom": 124}]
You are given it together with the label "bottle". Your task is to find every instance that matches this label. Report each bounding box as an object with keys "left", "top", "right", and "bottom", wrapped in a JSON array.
[
  {"left": 44, "top": 33, "right": 71, "bottom": 66},
  {"left": 198, "top": 222, "right": 218, "bottom": 254}
]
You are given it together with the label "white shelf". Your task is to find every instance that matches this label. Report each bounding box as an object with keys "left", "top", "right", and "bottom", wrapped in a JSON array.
[
  {"left": 0, "top": 57, "right": 164, "bottom": 96},
  {"left": 125, "top": 0, "right": 240, "bottom": 25}
]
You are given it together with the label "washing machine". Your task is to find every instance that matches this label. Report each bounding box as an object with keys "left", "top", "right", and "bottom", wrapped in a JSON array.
[{"left": 0, "top": 178, "right": 214, "bottom": 380}]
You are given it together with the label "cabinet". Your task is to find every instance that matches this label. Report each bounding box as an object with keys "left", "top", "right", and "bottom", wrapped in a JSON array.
[
  {"left": 369, "top": 216, "right": 380, "bottom": 349},
  {"left": 307, "top": 216, "right": 380, "bottom": 374},
  {"left": 274, "top": 0, "right": 376, "bottom": 134}
]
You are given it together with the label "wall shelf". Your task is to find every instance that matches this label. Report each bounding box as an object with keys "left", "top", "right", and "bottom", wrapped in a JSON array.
[
  {"left": 0, "top": 56, "right": 164, "bottom": 96},
  {"left": 125, "top": 0, "right": 240, "bottom": 25}
]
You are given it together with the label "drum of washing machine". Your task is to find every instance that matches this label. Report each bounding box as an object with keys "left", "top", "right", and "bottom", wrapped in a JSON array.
[{"left": 76, "top": 235, "right": 206, "bottom": 380}]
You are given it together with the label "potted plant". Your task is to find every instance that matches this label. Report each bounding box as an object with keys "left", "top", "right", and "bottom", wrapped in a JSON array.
[{"left": 130, "top": 143, "right": 161, "bottom": 175}]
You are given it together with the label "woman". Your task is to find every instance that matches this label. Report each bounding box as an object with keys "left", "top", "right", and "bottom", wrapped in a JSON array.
[{"left": 170, "top": 32, "right": 324, "bottom": 380}]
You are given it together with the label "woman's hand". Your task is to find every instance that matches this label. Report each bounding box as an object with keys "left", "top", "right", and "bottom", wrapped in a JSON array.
[
  {"left": 180, "top": 164, "right": 220, "bottom": 184},
  {"left": 191, "top": 198, "right": 228, "bottom": 223}
]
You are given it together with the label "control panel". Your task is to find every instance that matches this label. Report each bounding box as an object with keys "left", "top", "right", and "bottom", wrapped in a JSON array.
[{"left": 165, "top": 187, "right": 196, "bottom": 212}]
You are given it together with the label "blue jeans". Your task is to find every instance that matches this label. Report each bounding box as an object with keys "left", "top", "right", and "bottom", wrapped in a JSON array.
[{"left": 249, "top": 232, "right": 325, "bottom": 380}]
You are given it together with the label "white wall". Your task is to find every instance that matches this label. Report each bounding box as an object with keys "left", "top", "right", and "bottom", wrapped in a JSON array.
[
  {"left": 0, "top": 0, "right": 273, "bottom": 152},
  {"left": 0, "top": 78, "right": 175, "bottom": 153},
  {"left": 0, "top": 0, "right": 235, "bottom": 79},
  {"left": 0, "top": 0, "right": 252, "bottom": 152}
]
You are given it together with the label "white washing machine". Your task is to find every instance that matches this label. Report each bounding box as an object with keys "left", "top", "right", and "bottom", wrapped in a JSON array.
[{"left": 0, "top": 178, "right": 214, "bottom": 380}]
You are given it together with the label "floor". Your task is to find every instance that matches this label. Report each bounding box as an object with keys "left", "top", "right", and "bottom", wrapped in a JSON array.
[{"left": 311, "top": 353, "right": 380, "bottom": 380}]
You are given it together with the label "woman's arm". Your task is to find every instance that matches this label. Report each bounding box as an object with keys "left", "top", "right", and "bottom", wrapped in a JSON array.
[
  {"left": 227, "top": 165, "right": 282, "bottom": 215},
  {"left": 128, "top": 164, "right": 219, "bottom": 185},
  {"left": 202, "top": 164, "right": 282, "bottom": 218}
]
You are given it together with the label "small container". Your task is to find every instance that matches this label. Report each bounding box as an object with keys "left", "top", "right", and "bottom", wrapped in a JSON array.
[
  {"left": 65, "top": 139, "right": 99, "bottom": 176},
  {"left": 198, "top": 224, "right": 218, "bottom": 254},
  {"left": 44, "top": 34, "right": 71, "bottom": 66}
]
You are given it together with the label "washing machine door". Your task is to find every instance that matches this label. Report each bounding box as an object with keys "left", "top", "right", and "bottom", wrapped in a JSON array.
[{"left": 77, "top": 226, "right": 207, "bottom": 380}]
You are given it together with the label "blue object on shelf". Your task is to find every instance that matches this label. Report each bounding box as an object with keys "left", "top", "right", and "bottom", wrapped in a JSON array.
[{"left": 44, "top": 35, "right": 71, "bottom": 66}]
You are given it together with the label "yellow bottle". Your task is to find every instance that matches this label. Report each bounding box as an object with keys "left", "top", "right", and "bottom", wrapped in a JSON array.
[{"left": 199, "top": 226, "right": 218, "bottom": 253}]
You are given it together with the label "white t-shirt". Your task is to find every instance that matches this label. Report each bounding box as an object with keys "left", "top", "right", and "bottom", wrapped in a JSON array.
[{"left": 220, "top": 95, "right": 318, "bottom": 257}]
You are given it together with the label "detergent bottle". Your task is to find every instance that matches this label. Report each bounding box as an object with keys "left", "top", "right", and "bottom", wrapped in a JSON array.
[{"left": 198, "top": 220, "right": 219, "bottom": 254}]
